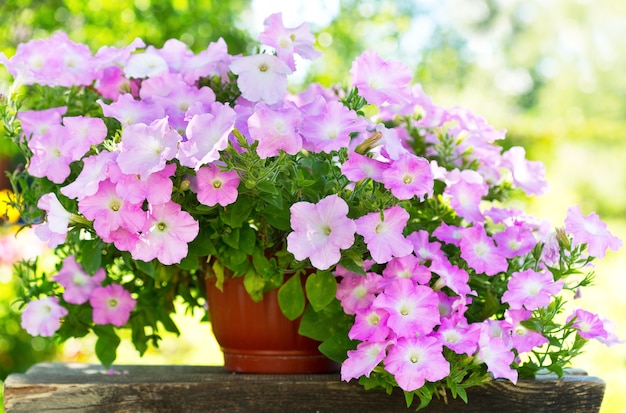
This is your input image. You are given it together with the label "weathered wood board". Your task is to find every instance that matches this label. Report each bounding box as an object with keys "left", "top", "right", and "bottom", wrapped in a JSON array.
[{"left": 3, "top": 363, "right": 605, "bottom": 413}]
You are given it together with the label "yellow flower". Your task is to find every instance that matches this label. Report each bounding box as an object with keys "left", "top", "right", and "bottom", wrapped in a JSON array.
[{"left": 0, "top": 189, "right": 20, "bottom": 223}]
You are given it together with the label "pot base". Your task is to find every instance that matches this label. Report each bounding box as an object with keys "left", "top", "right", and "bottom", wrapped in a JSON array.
[{"left": 222, "top": 349, "right": 339, "bottom": 373}]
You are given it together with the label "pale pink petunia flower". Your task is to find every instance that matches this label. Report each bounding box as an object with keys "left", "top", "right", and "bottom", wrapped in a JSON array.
[
  {"left": 432, "top": 222, "right": 465, "bottom": 247},
  {"left": 564, "top": 205, "right": 622, "bottom": 259},
  {"left": 89, "top": 284, "right": 136, "bottom": 327},
  {"left": 53, "top": 255, "right": 106, "bottom": 305},
  {"left": 567, "top": 309, "right": 610, "bottom": 340},
  {"left": 501, "top": 269, "right": 564, "bottom": 311},
  {"left": 350, "top": 50, "right": 412, "bottom": 106},
  {"left": 373, "top": 278, "right": 440, "bottom": 337},
  {"left": 98, "top": 94, "right": 165, "bottom": 125},
  {"left": 341, "top": 341, "right": 387, "bottom": 382},
  {"left": 178, "top": 102, "right": 236, "bottom": 169},
  {"left": 26, "top": 124, "right": 75, "bottom": 183},
  {"left": 132, "top": 201, "right": 200, "bottom": 265},
  {"left": 258, "top": 12, "right": 321, "bottom": 71},
  {"left": 437, "top": 316, "right": 480, "bottom": 356},
  {"left": 194, "top": 164, "right": 240, "bottom": 207},
  {"left": 380, "top": 254, "right": 431, "bottom": 288},
  {"left": 78, "top": 179, "right": 147, "bottom": 241},
  {"left": 493, "top": 222, "right": 537, "bottom": 259},
  {"left": 459, "top": 225, "right": 508, "bottom": 276},
  {"left": 110, "top": 163, "right": 176, "bottom": 206},
  {"left": 17, "top": 106, "right": 66, "bottom": 138},
  {"left": 299, "top": 100, "right": 366, "bottom": 153},
  {"left": 248, "top": 102, "right": 303, "bottom": 159},
  {"left": 382, "top": 154, "right": 434, "bottom": 201},
  {"left": 355, "top": 205, "right": 413, "bottom": 264},
  {"left": 230, "top": 54, "right": 292, "bottom": 104},
  {"left": 287, "top": 195, "right": 356, "bottom": 270},
  {"left": 349, "top": 306, "right": 390, "bottom": 342},
  {"left": 336, "top": 271, "right": 381, "bottom": 315},
  {"left": 503, "top": 309, "right": 548, "bottom": 353},
  {"left": 406, "top": 229, "right": 443, "bottom": 263},
  {"left": 501, "top": 146, "right": 548, "bottom": 196},
  {"left": 384, "top": 336, "right": 450, "bottom": 392},
  {"left": 61, "top": 151, "right": 117, "bottom": 200},
  {"left": 21, "top": 296, "right": 68, "bottom": 337},
  {"left": 34, "top": 192, "right": 72, "bottom": 248},
  {"left": 117, "top": 117, "right": 181, "bottom": 179},
  {"left": 340, "top": 151, "right": 388, "bottom": 183},
  {"left": 444, "top": 175, "right": 488, "bottom": 224},
  {"left": 430, "top": 256, "right": 473, "bottom": 297},
  {"left": 477, "top": 334, "right": 518, "bottom": 383}
]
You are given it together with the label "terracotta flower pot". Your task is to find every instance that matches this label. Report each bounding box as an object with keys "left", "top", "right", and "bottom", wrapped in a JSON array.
[{"left": 205, "top": 275, "right": 339, "bottom": 373}]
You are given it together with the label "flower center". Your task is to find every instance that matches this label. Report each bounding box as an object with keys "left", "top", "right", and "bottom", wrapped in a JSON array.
[
  {"left": 108, "top": 298, "right": 119, "bottom": 308},
  {"left": 402, "top": 175, "right": 413, "bottom": 184},
  {"left": 212, "top": 179, "right": 222, "bottom": 189},
  {"left": 157, "top": 221, "right": 167, "bottom": 231},
  {"left": 259, "top": 63, "right": 269, "bottom": 72}
]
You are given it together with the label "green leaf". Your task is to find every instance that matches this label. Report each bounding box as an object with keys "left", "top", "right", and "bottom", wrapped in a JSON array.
[
  {"left": 256, "top": 180, "right": 279, "bottom": 195},
  {"left": 299, "top": 300, "right": 349, "bottom": 341},
  {"left": 305, "top": 270, "right": 337, "bottom": 312},
  {"left": 318, "top": 331, "right": 356, "bottom": 363},
  {"left": 188, "top": 226, "right": 218, "bottom": 257},
  {"left": 134, "top": 259, "right": 156, "bottom": 278},
  {"left": 222, "top": 227, "right": 240, "bottom": 249},
  {"left": 227, "top": 196, "right": 254, "bottom": 228},
  {"left": 93, "top": 325, "right": 121, "bottom": 368},
  {"left": 79, "top": 239, "right": 103, "bottom": 274},
  {"left": 239, "top": 224, "right": 256, "bottom": 254},
  {"left": 259, "top": 204, "right": 291, "bottom": 230},
  {"left": 277, "top": 275, "right": 305, "bottom": 321},
  {"left": 244, "top": 267, "right": 265, "bottom": 302}
]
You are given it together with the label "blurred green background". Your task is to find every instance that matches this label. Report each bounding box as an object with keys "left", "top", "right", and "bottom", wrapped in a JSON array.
[{"left": 1, "top": 0, "right": 625, "bottom": 412}]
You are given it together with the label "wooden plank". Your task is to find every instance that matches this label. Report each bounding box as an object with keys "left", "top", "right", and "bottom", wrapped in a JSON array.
[{"left": 3, "top": 363, "right": 605, "bottom": 413}]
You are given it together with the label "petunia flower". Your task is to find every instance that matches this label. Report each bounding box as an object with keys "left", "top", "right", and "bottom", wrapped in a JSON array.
[
  {"left": 300, "top": 99, "right": 366, "bottom": 153},
  {"left": 194, "top": 164, "right": 240, "bottom": 207},
  {"left": 21, "top": 297, "right": 67, "bottom": 336},
  {"left": 373, "top": 278, "right": 440, "bottom": 337},
  {"left": 459, "top": 225, "right": 508, "bottom": 276},
  {"left": 336, "top": 271, "right": 381, "bottom": 315},
  {"left": 564, "top": 205, "right": 622, "bottom": 259},
  {"left": 247, "top": 101, "right": 303, "bottom": 158},
  {"left": 132, "top": 201, "right": 200, "bottom": 265},
  {"left": 355, "top": 205, "right": 413, "bottom": 264},
  {"left": 341, "top": 341, "right": 387, "bottom": 382},
  {"left": 53, "top": 255, "right": 106, "bottom": 305},
  {"left": 116, "top": 117, "right": 181, "bottom": 179},
  {"left": 258, "top": 12, "right": 321, "bottom": 71},
  {"left": 501, "top": 146, "right": 548, "bottom": 196},
  {"left": 503, "top": 309, "right": 548, "bottom": 353},
  {"left": 34, "top": 192, "right": 72, "bottom": 248},
  {"left": 502, "top": 269, "right": 564, "bottom": 310},
  {"left": 287, "top": 194, "right": 356, "bottom": 270},
  {"left": 384, "top": 336, "right": 450, "bottom": 392},
  {"left": 382, "top": 153, "right": 434, "bottom": 201},
  {"left": 89, "top": 284, "right": 136, "bottom": 327},
  {"left": 229, "top": 54, "right": 292, "bottom": 104},
  {"left": 350, "top": 50, "right": 412, "bottom": 106}
]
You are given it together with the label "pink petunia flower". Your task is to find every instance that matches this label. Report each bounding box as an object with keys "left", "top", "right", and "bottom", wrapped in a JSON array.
[
  {"left": 567, "top": 309, "right": 609, "bottom": 340},
  {"left": 61, "top": 151, "right": 117, "bottom": 200},
  {"left": 406, "top": 229, "right": 443, "bottom": 263},
  {"left": 384, "top": 336, "right": 450, "bottom": 392},
  {"left": 459, "top": 225, "right": 508, "bottom": 276},
  {"left": 194, "top": 164, "right": 240, "bottom": 207},
  {"left": 444, "top": 171, "right": 488, "bottom": 223},
  {"left": 98, "top": 93, "right": 165, "bottom": 125},
  {"left": 34, "top": 192, "right": 72, "bottom": 248},
  {"left": 340, "top": 151, "right": 388, "bottom": 183},
  {"left": 564, "top": 205, "right": 622, "bottom": 259},
  {"left": 132, "top": 201, "right": 200, "bottom": 265},
  {"left": 432, "top": 222, "right": 465, "bottom": 246},
  {"left": 53, "top": 255, "right": 106, "bottom": 305},
  {"left": 21, "top": 296, "right": 68, "bottom": 337},
  {"left": 287, "top": 195, "right": 356, "bottom": 270},
  {"left": 430, "top": 257, "right": 473, "bottom": 297},
  {"left": 503, "top": 309, "right": 548, "bottom": 353},
  {"left": 341, "top": 341, "right": 387, "bottom": 382},
  {"left": 258, "top": 12, "right": 321, "bottom": 71},
  {"left": 229, "top": 54, "right": 292, "bottom": 104},
  {"left": 89, "top": 284, "right": 136, "bottom": 327},
  {"left": 501, "top": 146, "right": 548, "bottom": 196},
  {"left": 78, "top": 179, "right": 147, "bottom": 241},
  {"left": 501, "top": 269, "right": 564, "bottom": 310},
  {"left": 382, "top": 154, "right": 434, "bottom": 201},
  {"left": 110, "top": 163, "right": 176, "bottom": 206},
  {"left": 17, "top": 106, "right": 66, "bottom": 138},
  {"left": 349, "top": 306, "right": 391, "bottom": 342},
  {"left": 355, "top": 206, "right": 413, "bottom": 264},
  {"left": 26, "top": 124, "right": 75, "bottom": 183},
  {"left": 336, "top": 272, "right": 381, "bottom": 315},
  {"left": 247, "top": 102, "right": 303, "bottom": 159},
  {"left": 350, "top": 50, "right": 412, "bottom": 106},
  {"left": 477, "top": 334, "right": 518, "bottom": 383},
  {"left": 437, "top": 316, "right": 480, "bottom": 356},
  {"left": 493, "top": 222, "right": 537, "bottom": 259},
  {"left": 178, "top": 102, "right": 236, "bottom": 169},
  {"left": 300, "top": 100, "right": 366, "bottom": 153},
  {"left": 117, "top": 117, "right": 181, "bottom": 179},
  {"left": 373, "top": 278, "right": 440, "bottom": 337},
  {"left": 380, "top": 254, "right": 431, "bottom": 287}
]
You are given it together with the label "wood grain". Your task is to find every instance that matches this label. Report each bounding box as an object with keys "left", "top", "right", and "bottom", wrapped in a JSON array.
[{"left": 3, "top": 363, "right": 605, "bottom": 413}]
